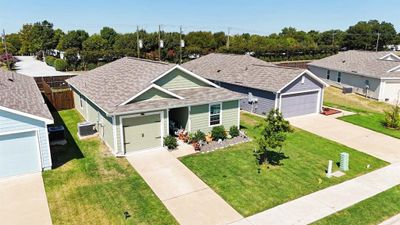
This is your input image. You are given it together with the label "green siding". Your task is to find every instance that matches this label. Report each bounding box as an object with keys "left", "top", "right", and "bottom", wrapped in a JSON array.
[
  {"left": 190, "top": 100, "right": 239, "bottom": 133},
  {"left": 130, "top": 87, "right": 175, "bottom": 103},
  {"left": 155, "top": 68, "right": 210, "bottom": 90},
  {"left": 72, "top": 88, "right": 115, "bottom": 152}
]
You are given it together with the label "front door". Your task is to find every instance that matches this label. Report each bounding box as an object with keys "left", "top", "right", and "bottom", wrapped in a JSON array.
[{"left": 122, "top": 114, "right": 162, "bottom": 153}]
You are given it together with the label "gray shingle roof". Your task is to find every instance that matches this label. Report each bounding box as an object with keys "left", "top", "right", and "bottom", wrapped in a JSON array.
[
  {"left": 0, "top": 70, "right": 53, "bottom": 121},
  {"left": 308, "top": 50, "right": 400, "bottom": 79},
  {"left": 67, "top": 57, "right": 243, "bottom": 115},
  {"left": 182, "top": 53, "right": 307, "bottom": 92}
]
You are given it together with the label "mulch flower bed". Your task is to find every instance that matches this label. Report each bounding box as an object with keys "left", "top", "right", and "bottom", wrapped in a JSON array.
[{"left": 199, "top": 133, "right": 250, "bottom": 153}]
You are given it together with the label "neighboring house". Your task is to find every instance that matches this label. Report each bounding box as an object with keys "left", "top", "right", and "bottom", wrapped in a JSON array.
[
  {"left": 0, "top": 70, "right": 53, "bottom": 178},
  {"left": 308, "top": 50, "right": 400, "bottom": 104},
  {"left": 183, "top": 53, "right": 328, "bottom": 118},
  {"left": 67, "top": 57, "right": 243, "bottom": 155}
]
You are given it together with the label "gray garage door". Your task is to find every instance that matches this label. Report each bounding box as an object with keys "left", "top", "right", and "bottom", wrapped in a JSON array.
[
  {"left": 281, "top": 91, "right": 319, "bottom": 118},
  {"left": 123, "top": 114, "right": 162, "bottom": 153},
  {"left": 0, "top": 131, "right": 41, "bottom": 178}
]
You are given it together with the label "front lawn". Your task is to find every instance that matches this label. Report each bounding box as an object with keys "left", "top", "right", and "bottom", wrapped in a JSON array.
[
  {"left": 313, "top": 185, "right": 400, "bottom": 225},
  {"left": 43, "top": 109, "right": 177, "bottom": 225},
  {"left": 324, "top": 86, "right": 400, "bottom": 139},
  {"left": 180, "top": 112, "right": 387, "bottom": 216},
  {"left": 340, "top": 113, "right": 400, "bottom": 139}
]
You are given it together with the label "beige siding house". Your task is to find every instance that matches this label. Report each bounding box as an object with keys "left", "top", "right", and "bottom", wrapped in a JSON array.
[
  {"left": 67, "top": 58, "right": 243, "bottom": 155},
  {"left": 308, "top": 51, "right": 400, "bottom": 104}
]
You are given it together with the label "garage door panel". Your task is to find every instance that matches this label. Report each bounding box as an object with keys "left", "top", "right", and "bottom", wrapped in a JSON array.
[
  {"left": 0, "top": 131, "right": 41, "bottom": 178},
  {"left": 281, "top": 91, "right": 319, "bottom": 118},
  {"left": 384, "top": 83, "right": 400, "bottom": 103},
  {"left": 123, "top": 114, "right": 162, "bottom": 153}
]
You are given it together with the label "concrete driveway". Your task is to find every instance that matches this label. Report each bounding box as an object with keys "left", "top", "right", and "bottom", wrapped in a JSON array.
[
  {"left": 127, "top": 148, "right": 243, "bottom": 225},
  {"left": 289, "top": 114, "right": 400, "bottom": 163},
  {"left": 0, "top": 173, "right": 52, "bottom": 225}
]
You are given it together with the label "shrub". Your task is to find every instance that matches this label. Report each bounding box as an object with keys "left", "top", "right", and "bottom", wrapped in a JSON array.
[
  {"left": 163, "top": 135, "right": 178, "bottom": 149},
  {"left": 86, "top": 63, "right": 98, "bottom": 70},
  {"left": 384, "top": 105, "right": 400, "bottom": 129},
  {"left": 189, "top": 130, "right": 206, "bottom": 143},
  {"left": 211, "top": 125, "right": 226, "bottom": 140},
  {"left": 45, "top": 56, "right": 56, "bottom": 66},
  {"left": 54, "top": 59, "right": 68, "bottom": 71},
  {"left": 229, "top": 125, "right": 240, "bottom": 137}
]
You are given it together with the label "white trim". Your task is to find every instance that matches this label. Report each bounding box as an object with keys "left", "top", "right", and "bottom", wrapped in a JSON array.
[
  {"left": 150, "top": 65, "right": 220, "bottom": 88},
  {"left": 43, "top": 122, "right": 52, "bottom": 169},
  {"left": 166, "top": 109, "right": 170, "bottom": 135},
  {"left": 274, "top": 94, "right": 278, "bottom": 110},
  {"left": 208, "top": 102, "right": 222, "bottom": 127},
  {"left": 280, "top": 88, "right": 321, "bottom": 96},
  {"left": 0, "top": 106, "right": 53, "bottom": 124},
  {"left": 387, "top": 64, "right": 400, "bottom": 73},
  {"left": 112, "top": 116, "right": 118, "bottom": 153},
  {"left": 0, "top": 129, "right": 43, "bottom": 172},
  {"left": 379, "top": 53, "right": 400, "bottom": 61},
  {"left": 119, "top": 111, "right": 164, "bottom": 154},
  {"left": 276, "top": 70, "right": 328, "bottom": 94},
  {"left": 119, "top": 84, "right": 184, "bottom": 106},
  {"left": 237, "top": 100, "right": 240, "bottom": 127},
  {"left": 188, "top": 106, "right": 192, "bottom": 132}
]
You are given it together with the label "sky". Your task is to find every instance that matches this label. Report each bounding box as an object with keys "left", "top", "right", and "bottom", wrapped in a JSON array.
[{"left": 1, "top": 0, "right": 399, "bottom": 35}]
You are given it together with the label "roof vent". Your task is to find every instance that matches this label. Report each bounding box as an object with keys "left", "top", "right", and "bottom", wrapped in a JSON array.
[
  {"left": 217, "top": 69, "right": 221, "bottom": 73},
  {"left": 342, "top": 60, "right": 346, "bottom": 63},
  {"left": 245, "top": 66, "right": 248, "bottom": 71}
]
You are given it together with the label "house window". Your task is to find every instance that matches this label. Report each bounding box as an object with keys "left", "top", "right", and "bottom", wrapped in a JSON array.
[
  {"left": 209, "top": 103, "right": 221, "bottom": 126},
  {"left": 337, "top": 72, "right": 342, "bottom": 83},
  {"left": 327, "top": 70, "right": 330, "bottom": 80}
]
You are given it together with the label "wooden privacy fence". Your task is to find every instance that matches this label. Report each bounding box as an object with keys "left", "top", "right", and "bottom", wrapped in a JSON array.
[
  {"left": 41, "top": 78, "right": 75, "bottom": 110},
  {"left": 34, "top": 75, "right": 75, "bottom": 92}
]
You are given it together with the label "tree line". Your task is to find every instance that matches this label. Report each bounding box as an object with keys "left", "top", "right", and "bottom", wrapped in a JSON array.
[{"left": 1, "top": 19, "right": 400, "bottom": 71}]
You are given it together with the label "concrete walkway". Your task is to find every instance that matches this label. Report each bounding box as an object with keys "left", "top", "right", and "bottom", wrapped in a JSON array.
[
  {"left": 232, "top": 163, "right": 400, "bottom": 225},
  {"left": 289, "top": 114, "right": 400, "bottom": 163},
  {"left": 380, "top": 214, "right": 400, "bottom": 225},
  {"left": 127, "top": 148, "right": 243, "bottom": 225},
  {"left": 0, "top": 173, "right": 52, "bottom": 225}
]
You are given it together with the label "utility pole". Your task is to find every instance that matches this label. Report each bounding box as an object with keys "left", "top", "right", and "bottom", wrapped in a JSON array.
[
  {"left": 332, "top": 33, "right": 336, "bottom": 48},
  {"left": 179, "top": 26, "right": 183, "bottom": 64},
  {"left": 158, "top": 25, "right": 162, "bottom": 61},
  {"left": 136, "top": 26, "right": 140, "bottom": 58},
  {"left": 375, "top": 32, "right": 381, "bottom": 52},
  {"left": 1, "top": 29, "right": 10, "bottom": 70},
  {"left": 226, "top": 27, "right": 231, "bottom": 49}
]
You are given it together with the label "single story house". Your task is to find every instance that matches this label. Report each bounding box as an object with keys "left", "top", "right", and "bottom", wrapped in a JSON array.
[
  {"left": 308, "top": 50, "right": 400, "bottom": 104},
  {"left": 67, "top": 57, "right": 242, "bottom": 155},
  {"left": 182, "top": 53, "right": 328, "bottom": 118},
  {"left": 0, "top": 70, "right": 53, "bottom": 178}
]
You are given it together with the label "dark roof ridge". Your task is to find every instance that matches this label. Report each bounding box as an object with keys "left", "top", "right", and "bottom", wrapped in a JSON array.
[
  {"left": 124, "top": 56, "right": 172, "bottom": 65},
  {"left": 251, "top": 63, "right": 304, "bottom": 70}
]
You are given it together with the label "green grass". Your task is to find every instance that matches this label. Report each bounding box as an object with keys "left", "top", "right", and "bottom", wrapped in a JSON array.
[
  {"left": 43, "top": 109, "right": 177, "bottom": 225},
  {"left": 313, "top": 185, "right": 400, "bottom": 225},
  {"left": 180, "top": 112, "right": 388, "bottom": 217},
  {"left": 340, "top": 113, "right": 400, "bottom": 139},
  {"left": 324, "top": 87, "right": 400, "bottom": 139}
]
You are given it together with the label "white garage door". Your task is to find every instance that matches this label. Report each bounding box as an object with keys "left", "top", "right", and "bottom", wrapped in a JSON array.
[
  {"left": 281, "top": 91, "right": 319, "bottom": 118},
  {"left": 383, "top": 82, "right": 400, "bottom": 104},
  {"left": 0, "top": 131, "right": 41, "bottom": 178}
]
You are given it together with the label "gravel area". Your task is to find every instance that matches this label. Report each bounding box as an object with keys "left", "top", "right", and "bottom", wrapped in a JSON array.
[{"left": 199, "top": 133, "right": 251, "bottom": 152}]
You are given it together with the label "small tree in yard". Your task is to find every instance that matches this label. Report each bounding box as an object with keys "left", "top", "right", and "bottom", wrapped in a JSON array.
[
  {"left": 255, "top": 109, "right": 292, "bottom": 165},
  {"left": 384, "top": 105, "right": 400, "bottom": 129}
]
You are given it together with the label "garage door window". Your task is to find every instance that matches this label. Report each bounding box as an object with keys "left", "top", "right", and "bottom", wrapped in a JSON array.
[{"left": 209, "top": 103, "right": 221, "bottom": 126}]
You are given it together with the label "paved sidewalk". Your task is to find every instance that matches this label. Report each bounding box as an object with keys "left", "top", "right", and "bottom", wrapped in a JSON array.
[
  {"left": 380, "top": 214, "right": 400, "bottom": 225},
  {"left": 0, "top": 173, "right": 52, "bottom": 225},
  {"left": 127, "top": 148, "right": 243, "bottom": 225},
  {"left": 289, "top": 114, "right": 400, "bottom": 163},
  {"left": 232, "top": 163, "right": 400, "bottom": 225}
]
